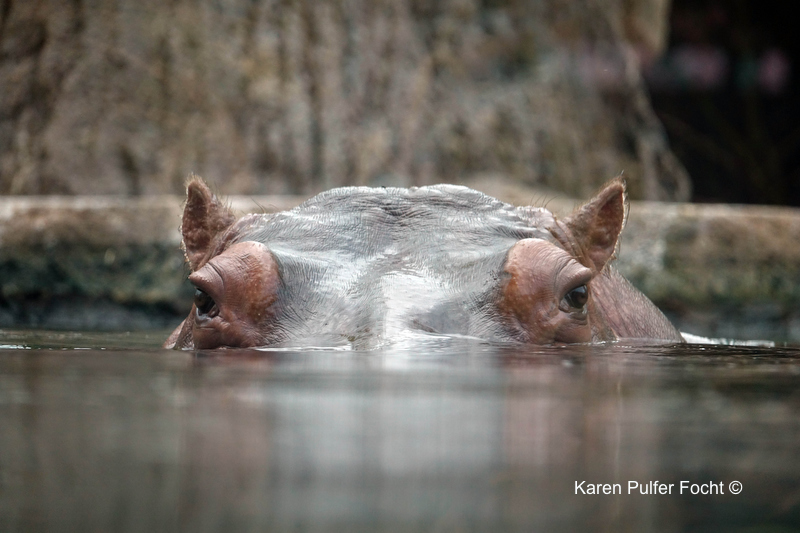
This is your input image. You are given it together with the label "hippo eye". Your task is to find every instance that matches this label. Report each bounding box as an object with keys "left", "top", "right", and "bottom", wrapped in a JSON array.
[
  {"left": 194, "top": 288, "right": 217, "bottom": 317},
  {"left": 563, "top": 284, "right": 589, "bottom": 310}
]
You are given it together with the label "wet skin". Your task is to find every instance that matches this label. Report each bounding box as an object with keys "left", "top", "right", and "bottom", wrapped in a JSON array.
[{"left": 165, "top": 176, "right": 682, "bottom": 350}]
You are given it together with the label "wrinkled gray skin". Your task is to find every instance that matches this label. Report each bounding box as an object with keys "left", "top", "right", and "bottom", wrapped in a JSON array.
[
  {"left": 230, "top": 187, "right": 547, "bottom": 346},
  {"left": 166, "top": 179, "right": 682, "bottom": 350}
]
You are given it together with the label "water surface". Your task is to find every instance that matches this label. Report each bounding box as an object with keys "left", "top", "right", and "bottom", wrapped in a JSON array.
[{"left": 1, "top": 330, "right": 799, "bottom": 532}]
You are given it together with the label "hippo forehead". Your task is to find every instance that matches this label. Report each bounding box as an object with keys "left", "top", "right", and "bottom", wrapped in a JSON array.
[
  {"left": 229, "top": 185, "right": 557, "bottom": 259},
  {"left": 208, "top": 185, "right": 560, "bottom": 344}
]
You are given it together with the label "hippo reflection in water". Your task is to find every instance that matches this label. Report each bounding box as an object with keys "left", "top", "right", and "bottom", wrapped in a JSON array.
[{"left": 165, "top": 176, "right": 682, "bottom": 349}]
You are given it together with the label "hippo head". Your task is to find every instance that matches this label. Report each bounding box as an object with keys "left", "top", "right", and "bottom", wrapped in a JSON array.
[{"left": 165, "top": 176, "right": 680, "bottom": 350}]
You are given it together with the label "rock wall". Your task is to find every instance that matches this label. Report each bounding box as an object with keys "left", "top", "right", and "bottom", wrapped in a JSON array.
[{"left": 0, "top": 0, "right": 689, "bottom": 200}]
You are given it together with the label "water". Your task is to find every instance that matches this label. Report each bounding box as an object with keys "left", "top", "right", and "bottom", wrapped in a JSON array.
[{"left": 1, "top": 330, "right": 799, "bottom": 532}]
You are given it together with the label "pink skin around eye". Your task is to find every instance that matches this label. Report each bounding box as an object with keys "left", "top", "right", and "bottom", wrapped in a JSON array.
[
  {"left": 188, "top": 241, "right": 280, "bottom": 349},
  {"left": 501, "top": 239, "right": 594, "bottom": 344}
]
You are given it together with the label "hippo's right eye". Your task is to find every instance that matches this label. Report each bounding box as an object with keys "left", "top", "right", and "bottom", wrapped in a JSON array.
[
  {"left": 194, "top": 288, "right": 217, "bottom": 317},
  {"left": 562, "top": 284, "right": 589, "bottom": 310}
]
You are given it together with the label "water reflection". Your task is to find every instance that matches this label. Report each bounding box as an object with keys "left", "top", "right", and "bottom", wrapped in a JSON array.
[{"left": 0, "top": 332, "right": 798, "bottom": 532}]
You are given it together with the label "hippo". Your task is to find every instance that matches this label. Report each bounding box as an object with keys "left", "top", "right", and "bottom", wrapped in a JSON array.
[{"left": 165, "top": 176, "right": 682, "bottom": 349}]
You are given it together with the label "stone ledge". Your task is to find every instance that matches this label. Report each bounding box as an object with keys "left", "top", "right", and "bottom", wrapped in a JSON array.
[
  {"left": 1, "top": 194, "right": 798, "bottom": 340},
  {"left": 618, "top": 203, "right": 800, "bottom": 341},
  {"left": 0, "top": 195, "right": 302, "bottom": 330}
]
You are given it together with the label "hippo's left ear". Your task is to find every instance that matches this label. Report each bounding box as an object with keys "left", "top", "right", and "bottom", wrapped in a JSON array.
[{"left": 556, "top": 177, "right": 627, "bottom": 272}]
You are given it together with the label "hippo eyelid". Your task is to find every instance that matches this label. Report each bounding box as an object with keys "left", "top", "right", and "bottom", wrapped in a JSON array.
[
  {"left": 188, "top": 264, "right": 224, "bottom": 300},
  {"left": 562, "top": 269, "right": 592, "bottom": 294},
  {"left": 554, "top": 259, "right": 593, "bottom": 296},
  {"left": 556, "top": 264, "right": 593, "bottom": 313}
]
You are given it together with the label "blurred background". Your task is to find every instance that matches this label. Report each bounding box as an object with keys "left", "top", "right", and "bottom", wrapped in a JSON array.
[
  {"left": 2, "top": 0, "right": 797, "bottom": 204},
  {"left": 1, "top": 0, "right": 799, "bottom": 338},
  {"left": 1, "top": 0, "right": 796, "bottom": 204},
  {"left": 0, "top": 0, "right": 689, "bottom": 201},
  {"left": 647, "top": 0, "right": 798, "bottom": 206}
]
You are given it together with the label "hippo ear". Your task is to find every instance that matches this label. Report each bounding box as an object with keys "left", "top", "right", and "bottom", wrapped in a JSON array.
[
  {"left": 181, "top": 175, "right": 236, "bottom": 271},
  {"left": 559, "top": 177, "right": 627, "bottom": 272}
]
